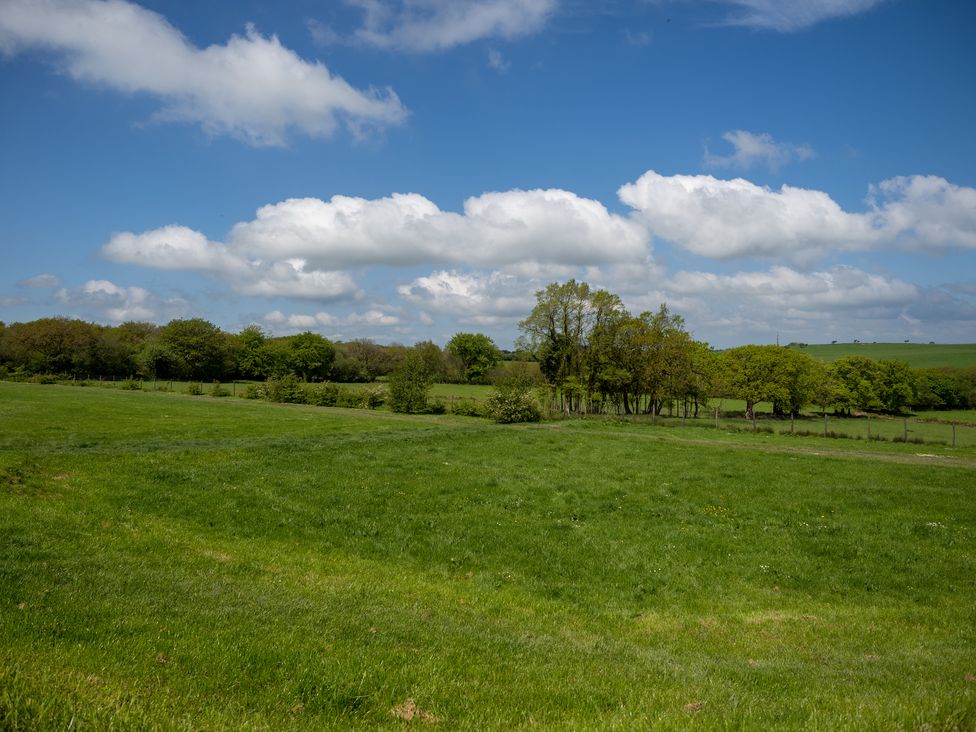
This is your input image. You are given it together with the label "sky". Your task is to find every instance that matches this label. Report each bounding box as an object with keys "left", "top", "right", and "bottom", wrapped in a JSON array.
[{"left": 1, "top": 0, "right": 974, "bottom": 349}]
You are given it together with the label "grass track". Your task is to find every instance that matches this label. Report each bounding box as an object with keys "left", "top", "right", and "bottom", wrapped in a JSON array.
[{"left": 2, "top": 383, "right": 975, "bottom": 729}]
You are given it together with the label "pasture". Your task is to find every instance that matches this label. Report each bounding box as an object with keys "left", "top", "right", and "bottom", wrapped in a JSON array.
[
  {"left": 788, "top": 342, "right": 976, "bottom": 369},
  {"left": 1, "top": 382, "right": 975, "bottom": 729}
]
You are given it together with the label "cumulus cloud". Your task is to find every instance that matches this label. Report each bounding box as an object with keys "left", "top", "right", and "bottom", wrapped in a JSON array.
[
  {"left": 103, "top": 228, "right": 359, "bottom": 302},
  {"left": 103, "top": 188, "right": 646, "bottom": 303},
  {"left": 344, "top": 0, "right": 556, "bottom": 52},
  {"left": 0, "top": 0, "right": 406, "bottom": 146},
  {"left": 868, "top": 175, "right": 976, "bottom": 251},
  {"left": 398, "top": 269, "right": 535, "bottom": 325},
  {"left": 668, "top": 265, "right": 918, "bottom": 311},
  {"left": 263, "top": 307, "right": 401, "bottom": 332},
  {"left": 228, "top": 189, "right": 647, "bottom": 269},
  {"left": 18, "top": 273, "right": 62, "bottom": 288},
  {"left": 714, "top": 0, "right": 887, "bottom": 31},
  {"left": 619, "top": 170, "right": 876, "bottom": 259},
  {"left": 704, "top": 130, "right": 814, "bottom": 172},
  {"left": 54, "top": 279, "right": 186, "bottom": 321},
  {"left": 619, "top": 170, "right": 976, "bottom": 260},
  {"left": 103, "top": 225, "right": 245, "bottom": 274}
]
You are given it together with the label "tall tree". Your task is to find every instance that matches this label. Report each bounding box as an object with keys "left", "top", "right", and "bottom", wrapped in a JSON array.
[
  {"left": 286, "top": 331, "right": 335, "bottom": 381},
  {"left": 446, "top": 332, "right": 501, "bottom": 384},
  {"left": 159, "top": 318, "right": 232, "bottom": 381}
]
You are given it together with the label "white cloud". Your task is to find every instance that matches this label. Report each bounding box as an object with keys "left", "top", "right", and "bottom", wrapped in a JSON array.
[
  {"left": 103, "top": 188, "right": 646, "bottom": 303},
  {"left": 53, "top": 279, "right": 186, "bottom": 321},
  {"left": 103, "top": 225, "right": 245, "bottom": 273},
  {"left": 619, "top": 170, "right": 976, "bottom": 260},
  {"left": 228, "top": 189, "right": 648, "bottom": 270},
  {"left": 714, "top": 0, "right": 887, "bottom": 31},
  {"left": 619, "top": 170, "right": 875, "bottom": 260},
  {"left": 868, "top": 175, "right": 976, "bottom": 251},
  {"left": 704, "top": 130, "right": 814, "bottom": 172},
  {"left": 668, "top": 265, "right": 918, "bottom": 311},
  {"left": 262, "top": 307, "right": 401, "bottom": 332},
  {"left": 102, "top": 228, "right": 359, "bottom": 301},
  {"left": 346, "top": 0, "right": 557, "bottom": 52},
  {"left": 0, "top": 0, "right": 406, "bottom": 146},
  {"left": 18, "top": 273, "right": 62, "bottom": 288},
  {"left": 398, "top": 269, "right": 535, "bottom": 325}
]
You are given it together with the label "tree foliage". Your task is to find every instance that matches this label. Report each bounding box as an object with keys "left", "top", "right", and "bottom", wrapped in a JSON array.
[
  {"left": 447, "top": 332, "right": 501, "bottom": 383},
  {"left": 388, "top": 352, "right": 433, "bottom": 414}
]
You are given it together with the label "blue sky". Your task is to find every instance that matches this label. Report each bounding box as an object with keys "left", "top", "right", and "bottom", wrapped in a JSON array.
[{"left": 1, "top": 0, "right": 974, "bottom": 349}]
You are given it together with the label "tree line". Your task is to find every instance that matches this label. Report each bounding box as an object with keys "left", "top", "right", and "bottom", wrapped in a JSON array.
[
  {"left": 2, "top": 286, "right": 974, "bottom": 416},
  {"left": 0, "top": 317, "right": 505, "bottom": 386},
  {"left": 517, "top": 280, "right": 975, "bottom": 416}
]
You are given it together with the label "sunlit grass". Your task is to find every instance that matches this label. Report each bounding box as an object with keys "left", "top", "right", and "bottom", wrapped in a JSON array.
[{"left": 2, "top": 382, "right": 975, "bottom": 729}]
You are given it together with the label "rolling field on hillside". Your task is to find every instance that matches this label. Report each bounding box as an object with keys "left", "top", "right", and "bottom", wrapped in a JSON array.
[
  {"left": 2, "top": 383, "right": 975, "bottom": 729},
  {"left": 788, "top": 342, "right": 976, "bottom": 369}
]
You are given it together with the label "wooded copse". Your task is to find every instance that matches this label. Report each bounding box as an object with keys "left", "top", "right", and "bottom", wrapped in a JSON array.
[
  {"left": 517, "top": 280, "right": 974, "bottom": 416},
  {"left": 1, "top": 280, "right": 974, "bottom": 415}
]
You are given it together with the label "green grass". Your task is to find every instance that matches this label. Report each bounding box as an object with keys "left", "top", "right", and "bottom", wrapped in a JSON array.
[
  {"left": 2, "top": 383, "right": 975, "bottom": 729},
  {"left": 429, "top": 383, "right": 494, "bottom": 401},
  {"left": 788, "top": 342, "right": 976, "bottom": 369}
]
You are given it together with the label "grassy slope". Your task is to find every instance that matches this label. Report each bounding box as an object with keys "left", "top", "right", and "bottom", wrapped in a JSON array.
[
  {"left": 788, "top": 342, "right": 976, "bottom": 369},
  {"left": 1, "top": 383, "right": 975, "bottom": 730}
]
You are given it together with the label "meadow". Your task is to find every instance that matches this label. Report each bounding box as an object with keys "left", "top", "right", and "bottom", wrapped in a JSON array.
[
  {"left": 2, "top": 382, "right": 975, "bottom": 729},
  {"left": 788, "top": 342, "right": 976, "bottom": 369}
]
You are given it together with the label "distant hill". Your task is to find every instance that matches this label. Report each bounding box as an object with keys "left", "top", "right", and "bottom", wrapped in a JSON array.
[{"left": 786, "top": 342, "right": 976, "bottom": 369}]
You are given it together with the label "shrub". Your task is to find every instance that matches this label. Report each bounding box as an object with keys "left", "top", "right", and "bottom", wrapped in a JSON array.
[
  {"left": 449, "top": 399, "right": 486, "bottom": 418},
  {"left": 210, "top": 380, "right": 230, "bottom": 397},
  {"left": 305, "top": 382, "right": 339, "bottom": 407},
  {"left": 486, "top": 390, "right": 541, "bottom": 423},
  {"left": 486, "top": 369, "right": 542, "bottom": 423},
  {"left": 120, "top": 378, "right": 143, "bottom": 391},
  {"left": 360, "top": 384, "right": 387, "bottom": 409},
  {"left": 425, "top": 399, "right": 447, "bottom": 415},
  {"left": 265, "top": 375, "right": 307, "bottom": 404},
  {"left": 388, "top": 354, "right": 432, "bottom": 414},
  {"left": 242, "top": 383, "right": 265, "bottom": 400},
  {"left": 32, "top": 374, "right": 58, "bottom": 385},
  {"left": 186, "top": 382, "right": 203, "bottom": 396}
]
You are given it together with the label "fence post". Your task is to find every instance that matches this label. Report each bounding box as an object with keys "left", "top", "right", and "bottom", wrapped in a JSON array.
[
  {"left": 714, "top": 407, "right": 719, "bottom": 430},
  {"left": 952, "top": 422, "right": 956, "bottom": 448},
  {"left": 867, "top": 413, "right": 871, "bottom": 440},
  {"left": 823, "top": 412, "right": 828, "bottom": 437},
  {"left": 752, "top": 412, "right": 757, "bottom": 432},
  {"left": 651, "top": 401, "right": 656, "bottom": 425},
  {"left": 903, "top": 418, "right": 908, "bottom": 441},
  {"left": 791, "top": 413, "right": 795, "bottom": 435}
]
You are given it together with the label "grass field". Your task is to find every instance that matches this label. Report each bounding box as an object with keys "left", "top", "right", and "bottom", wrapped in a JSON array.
[
  {"left": 788, "top": 342, "right": 976, "bottom": 369},
  {"left": 2, "top": 383, "right": 975, "bottom": 729}
]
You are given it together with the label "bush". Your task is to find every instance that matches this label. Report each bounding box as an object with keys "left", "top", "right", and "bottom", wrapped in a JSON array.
[
  {"left": 242, "top": 383, "right": 264, "bottom": 400},
  {"left": 486, "top": 369, "right": 542, "bottom": 423},
  {"left": 388, "top": 354, "right": 432, "bottom": 414},
  {"left": 360, "top": 384, "right": 387, "bottom": 409},
  {"left": 449, "top": 399, "right": 486, "bottom": 418},
  {"left": 32, "top": 374, "right": 58, "bottom": 385},
  {"left": 305, "top": 382, "right": 339, "bottom": 407},
  {"left": 333, "top": 385, "right": 386, "bottom": 409},
  {"left": 120, "top": 378, "right": 143, "bottom": 391},
  {"left": 486, "top": 389, "right": 541, "bottom": 424},
  {"left": 210, "top": 380, "right": 230, "bottom": 397},
  {"left": 264, "top": 375, "right": 306, "bottom": 404},
  {"left": 186, "top": 382, "right": 204, "bottom": 396}
]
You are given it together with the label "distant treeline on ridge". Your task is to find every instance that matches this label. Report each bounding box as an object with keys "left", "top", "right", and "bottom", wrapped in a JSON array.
[{"left": 1, "top": 279, "right": 974, "bottom": 414}]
